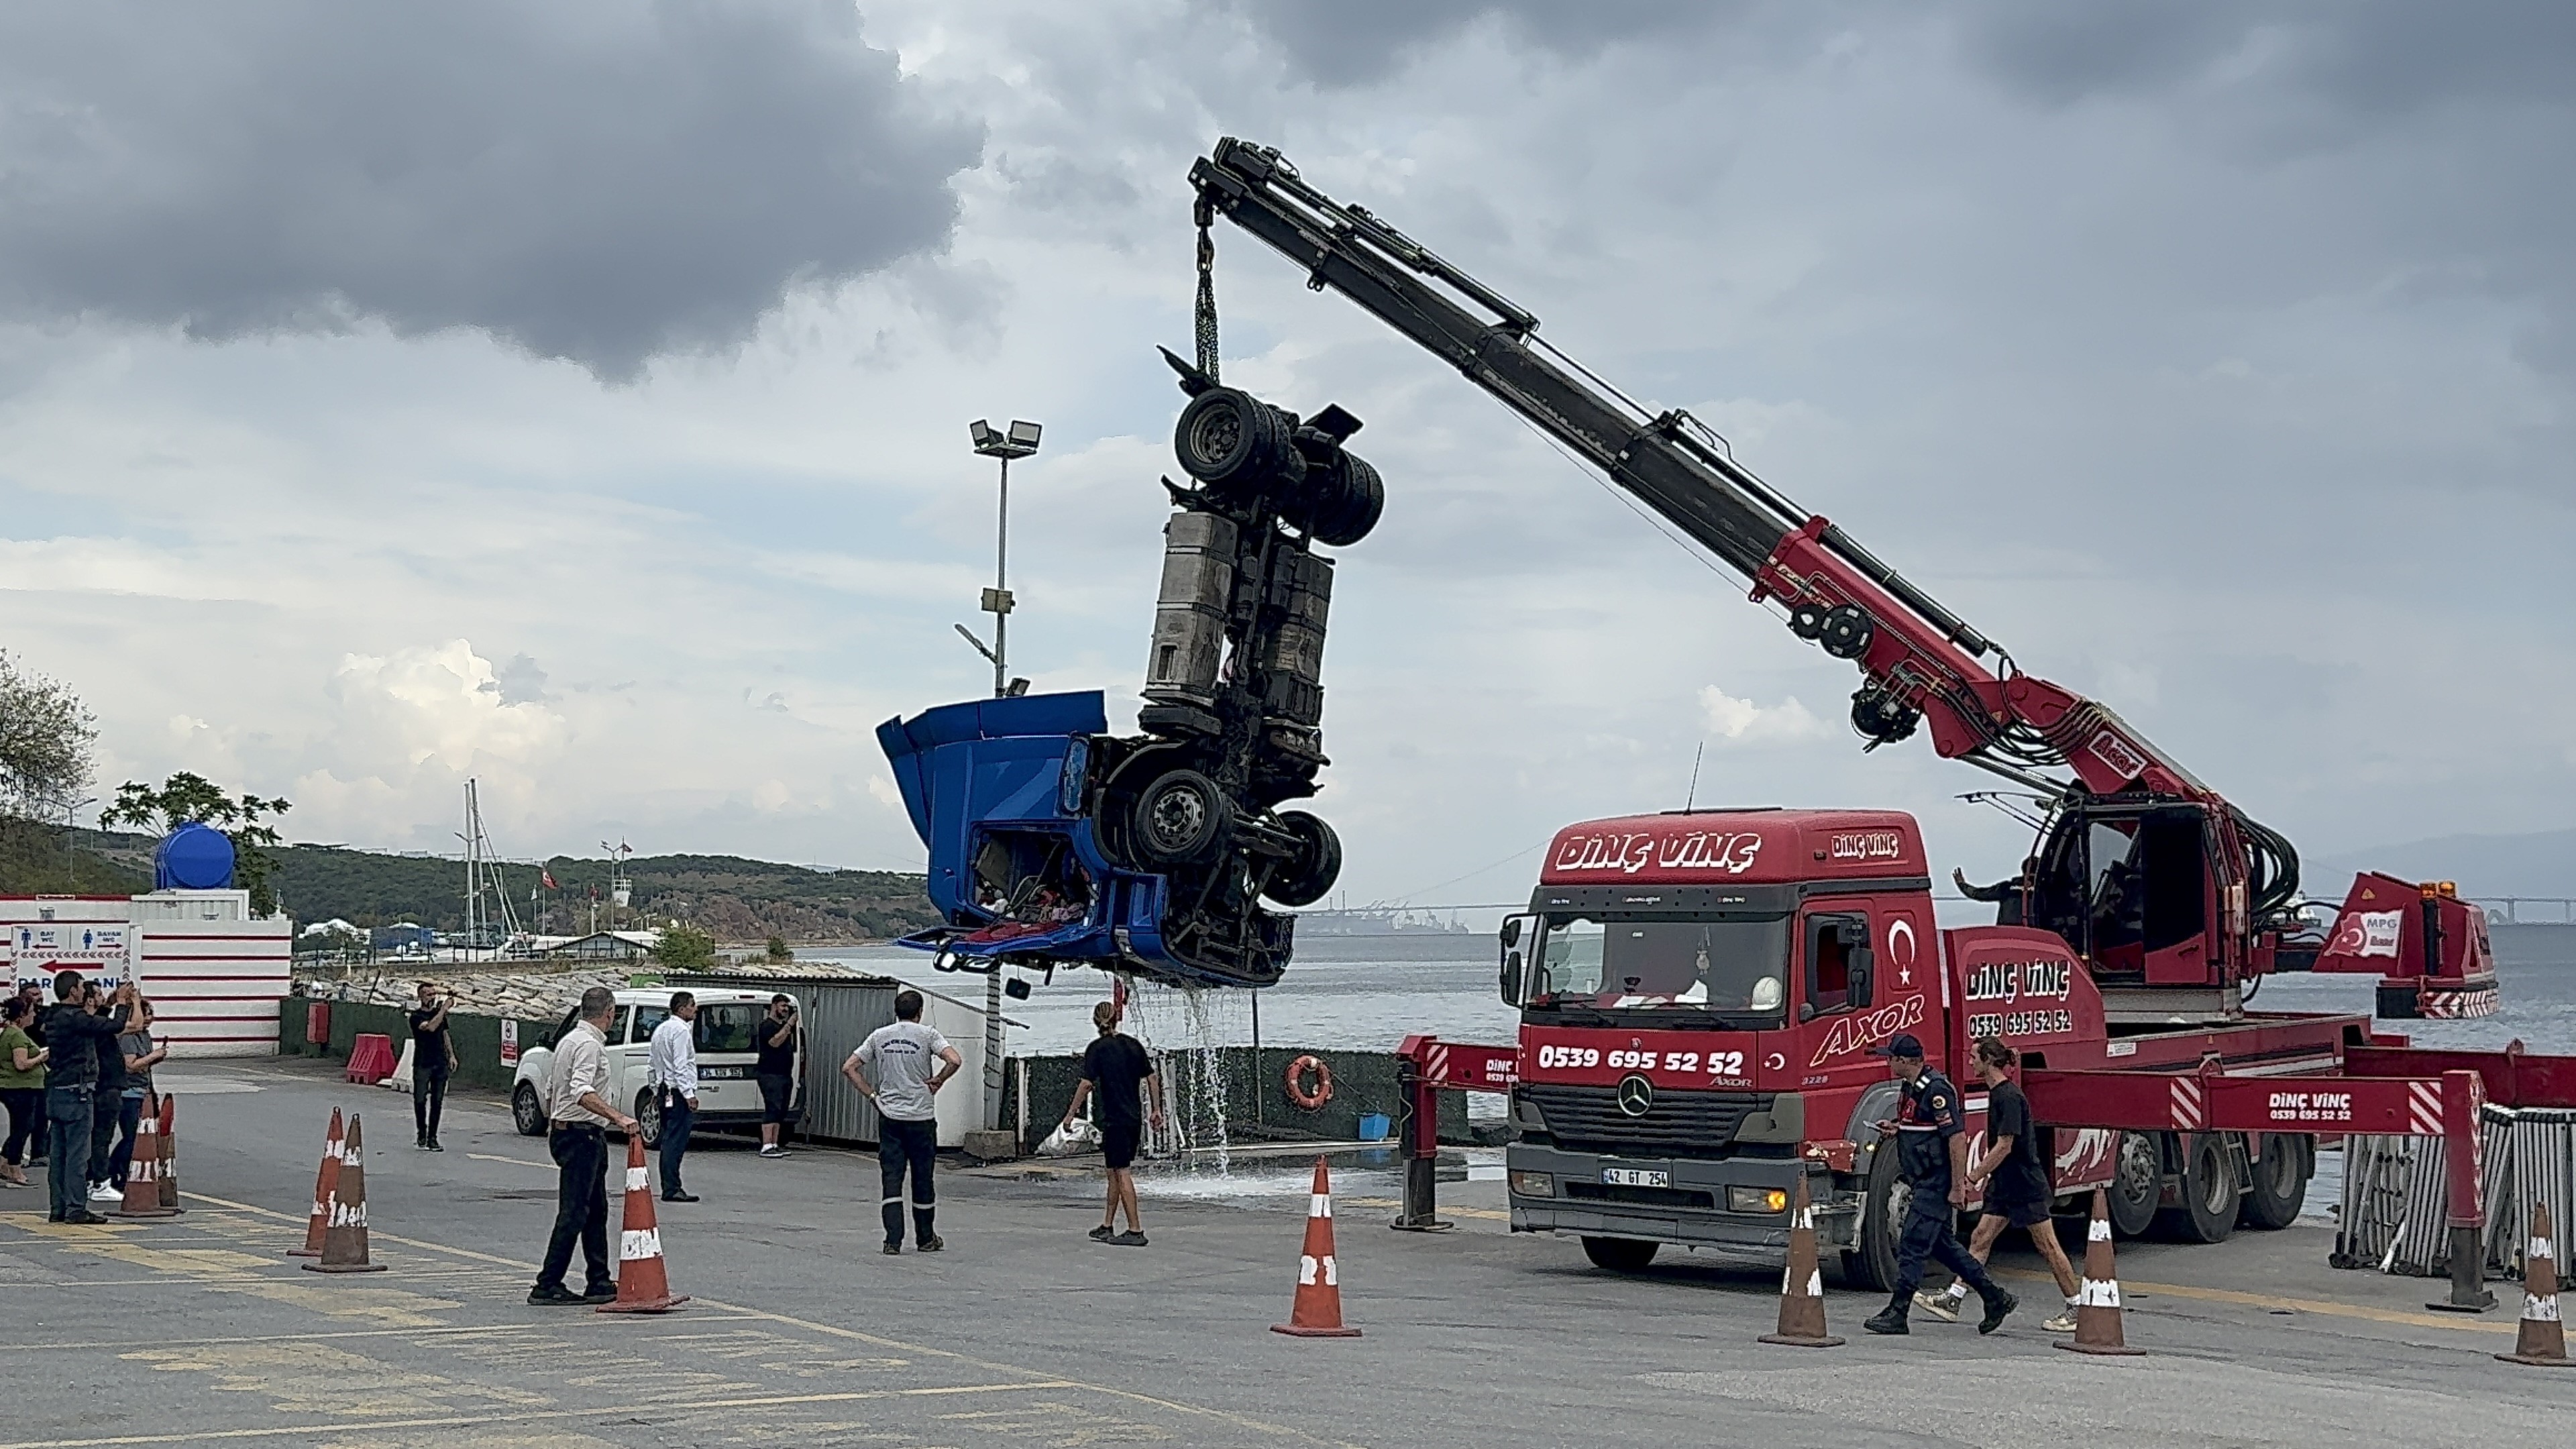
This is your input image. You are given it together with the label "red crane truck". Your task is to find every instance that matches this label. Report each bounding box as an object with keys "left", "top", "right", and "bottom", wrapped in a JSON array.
[{"left": 1189, "top": 138, "right": 2544, "bottom": 1293}]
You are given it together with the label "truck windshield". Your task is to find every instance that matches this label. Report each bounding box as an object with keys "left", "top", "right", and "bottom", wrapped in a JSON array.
[{"left": 1532, "top": 915, "right": 1790, "bottom": 1022}]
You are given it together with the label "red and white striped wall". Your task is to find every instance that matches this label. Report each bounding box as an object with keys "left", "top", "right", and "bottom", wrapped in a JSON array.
[{"left": 3, "top": 892, "right": 292, "bottom": 1059}]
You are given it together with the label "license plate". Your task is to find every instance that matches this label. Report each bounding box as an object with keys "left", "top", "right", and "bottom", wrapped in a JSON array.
[
  {"left": 698, "top": 1066, "right": 745, "bottom": 1081},
  {"left": 1602, "top": 1168, "right": 1670, "bottom": 1189}
]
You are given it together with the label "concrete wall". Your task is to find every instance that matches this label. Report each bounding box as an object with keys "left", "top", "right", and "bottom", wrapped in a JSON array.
[{"left": 999, "top": 1044, "right": 1469, "bottom": 1150}]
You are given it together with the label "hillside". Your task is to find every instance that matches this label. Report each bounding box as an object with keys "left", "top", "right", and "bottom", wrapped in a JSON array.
[
  {"left": 272, "top": 845, "right": 942, "bottom": 943},
  {"left": 2302, "top": 827, "right": 2576, "bottom": 904}
]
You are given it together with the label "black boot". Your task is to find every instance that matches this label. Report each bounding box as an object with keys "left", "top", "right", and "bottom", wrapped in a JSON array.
[
  {"left": 1863, "top": 1293, "right": 1911, "bottom": 1335},
  {"left": 1976, "top": 1283, "right": 2018, "bottom": 1335}
]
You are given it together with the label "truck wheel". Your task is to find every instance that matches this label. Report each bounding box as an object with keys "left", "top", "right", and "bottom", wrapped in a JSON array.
[
  {"left": 1841, "top": 1140, "right": 1906, "bottom": 1292},
  {"left": 1132, "top": 769, "right": 1232, "bottom": 865},
  {"left": 1175, "top": 388, "right": 1297, "bottom": 490},
  {"left": 2151, "top": 1132, "right": 2238, "bottom": 1243},
  {"left": 1580, "top": 1236, "right": 1658, "bottom": 1273},
  {"left": 511, "top": 1082, "right": 547, "bottom": 1137},
  {"left": 2106, "top": 1130, "right": 2161, "bottom": 1238},
  {"left": 1264, "top": 811, "right": 1342, "bottom": 906},
  {"left": 2238, "top": 1132, "right": 2308, "bottom": 1230},
  {"left": 635, "top": 1089, "right": 663, "bottom": 1150},
  {"left": 1306, "top": 452, "right": 1384, "bottom": 547}
]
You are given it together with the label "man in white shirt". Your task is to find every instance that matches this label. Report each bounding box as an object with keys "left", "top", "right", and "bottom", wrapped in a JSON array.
[
  {"left": 648, "top": 991, "right": 700, "bottom": 1203},
  {"left": 842, "top": 989, "right": 961, "bottom": 1255},
  {"left": 531, "top": 986, "right": 640, "bottom": 1306}
]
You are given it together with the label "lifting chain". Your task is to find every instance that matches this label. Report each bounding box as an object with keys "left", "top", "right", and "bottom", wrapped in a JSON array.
[{"left": 1193, "top": 198, "right": 1221, "bottom": 383}]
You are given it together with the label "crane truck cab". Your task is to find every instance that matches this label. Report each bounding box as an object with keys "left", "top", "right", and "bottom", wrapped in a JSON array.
[{"left": 1496, "top": 807, "right": 2324, "bottom": 1289}]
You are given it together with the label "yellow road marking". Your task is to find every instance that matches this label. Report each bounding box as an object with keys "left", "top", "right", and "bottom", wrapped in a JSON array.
[
  {"left": 0, "top": 1381, "right": 1088, "bottom": 1449},
  {"left": 178, "top": 1189, "right": 1371, "bottom": 1449},
  {"left": 1991, "top": 1266, "right": 2518, "bottom": 1336}
]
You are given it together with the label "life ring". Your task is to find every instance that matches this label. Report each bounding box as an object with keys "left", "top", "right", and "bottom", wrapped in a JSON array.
[{"left": 1285, "top": 1055, "right": 1334, "bottom": 1112}]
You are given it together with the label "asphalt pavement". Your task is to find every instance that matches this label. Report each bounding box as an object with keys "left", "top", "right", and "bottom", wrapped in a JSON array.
[{"left": 9, "top": 1055, "right": 2575, "bottom": 1449}]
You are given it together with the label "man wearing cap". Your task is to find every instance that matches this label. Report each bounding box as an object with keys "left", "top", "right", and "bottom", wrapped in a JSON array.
[{"left": 1864, "top": 1032, "right": 2016, "bottom": 1336}]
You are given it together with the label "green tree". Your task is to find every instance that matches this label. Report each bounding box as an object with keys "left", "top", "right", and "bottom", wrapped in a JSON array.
[
  {"left": 765, "top": 934, "right": 794, "bottom": 963},
  {"left": 0, "top": 651, "right": 97, "bottom": 822},
  {"left": 653, "top": 922, "right": 717, "bottom": 972},
  {"left": 101, "top": 771, "right": 292, "bottom": 917}
]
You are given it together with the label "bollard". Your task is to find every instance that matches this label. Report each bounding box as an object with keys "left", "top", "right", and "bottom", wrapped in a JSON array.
[
  {"left": 2428, "top": 1069, "right": 2496, "bottom": 1313},
  {"left": 1389, "top": 1060, "right": 1450, "bottom": 1233}
]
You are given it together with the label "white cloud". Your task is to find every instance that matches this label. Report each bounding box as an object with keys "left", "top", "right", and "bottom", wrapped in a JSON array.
[
  {"left": 1700, "top": 686, "right": 1831, "bottom": 743},
  {"left": 332, "top": 641, "right": 568, "bottom": 772}
]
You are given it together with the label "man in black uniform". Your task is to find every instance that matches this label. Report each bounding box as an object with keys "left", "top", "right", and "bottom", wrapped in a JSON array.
[
  {"left": 1953, "top": 859, "right": 2037, "bottom": 928},
  {"left": 1864, "top": 1032, "right": 2016, "bottom": 1336}
]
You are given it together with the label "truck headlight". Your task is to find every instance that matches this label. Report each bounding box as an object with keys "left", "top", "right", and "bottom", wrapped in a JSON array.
[
  {"left": 1726, "top": 1185, "right": 1789, "bottom": 1215},
  {"left": 1508, "top": 1170, "right": 1554, "bottom": 1198}
]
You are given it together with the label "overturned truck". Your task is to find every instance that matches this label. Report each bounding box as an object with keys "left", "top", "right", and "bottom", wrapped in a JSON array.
[{"left": 877, "top": 356, "right": 1383, "bottom": 990}]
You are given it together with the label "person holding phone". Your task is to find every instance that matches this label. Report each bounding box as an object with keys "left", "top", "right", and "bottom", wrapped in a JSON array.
[
  {"left": 755, "top": 995, "right": 800, "bottom": 1159},
  {"left": 0, "top": 996, "right": 47, "bottom": 1188},
  {"left": 408, "top": 981, "right": 455, "bottom": 1150},
  {"left": 109, "top": 1000, "right": 166, "bottom": 1193}
]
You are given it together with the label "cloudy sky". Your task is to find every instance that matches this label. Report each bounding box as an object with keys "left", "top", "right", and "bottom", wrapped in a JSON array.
[{"left": 2, "top": 2, "right": 2568, "bottom": 904}]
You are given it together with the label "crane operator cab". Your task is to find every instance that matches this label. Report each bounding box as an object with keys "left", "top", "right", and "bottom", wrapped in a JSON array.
[{"left": 2022, "top": 794, "right": 2289, "bottom": 1018}]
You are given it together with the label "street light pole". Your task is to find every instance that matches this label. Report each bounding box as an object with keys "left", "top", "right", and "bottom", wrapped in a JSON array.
[{"left": 964, "top": 418, "right": 1042, "bottom": 1134}]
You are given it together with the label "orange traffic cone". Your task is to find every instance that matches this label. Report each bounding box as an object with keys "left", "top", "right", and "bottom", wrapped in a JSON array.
[
  {"left": 113, "top": 1100, "right": 176, "bottom": 1219},
  {"left": 2499, "top": 1201, "right": 2573, "bottom": 1368},
  {"left": 598, "top": 1134, "right": 688, "bottom": 1313},
  {"left": 1271, "top": 1157, "right": 1361, "bottom": 1338},
  {"left": 288, "top": 1108, "right": 344, "bottom": 1257},
  {"left": 154, "top": 1093, "right": 182, "bottom": 1214},
  {"left": 1759, "top": 1174, "right": 1843, "bottom": 1348},
  {"left": 302, "top": 1114, "right": 386, "bottom": 1274},
  {"left": 2055, "top": 1188, "right": 2144, "bottom": 1356}
]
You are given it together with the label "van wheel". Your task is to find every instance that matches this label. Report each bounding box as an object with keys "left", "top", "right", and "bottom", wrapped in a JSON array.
[
  {"left": 2152, "top": 1132, "right": 2238, "bottom": 1243},
  {"left": 1133, "top": 769, "right": 1232, "bottom": 865},
  {"left": 2106, "top": 1130, "right": 2161, "bottom": 1238},
  {"left": 1841, "top": 1139, "right": 1905, "bottom": 1291},
  {"left": 635, "top": 1090, "right": 663, "bottom": 1151},
  {"left": 511, "top": 1083, "right": 546, "bottom": 1137},
  {"left": 2239, "top": 1132, "right": 2308, "bottom": 1230},
  {"left": 1581, "top": 1236, "right": 1658, "bottom": 1273}
]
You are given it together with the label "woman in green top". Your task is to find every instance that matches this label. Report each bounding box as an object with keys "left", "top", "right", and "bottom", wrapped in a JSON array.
[{"left": 0, "top": 995, "right": 48, "bottom": 1188}]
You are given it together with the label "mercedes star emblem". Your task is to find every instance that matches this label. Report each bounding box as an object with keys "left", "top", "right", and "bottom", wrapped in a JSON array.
[{"left": 1615, "top": 1073, "right": 1654, "bottom": 1117}]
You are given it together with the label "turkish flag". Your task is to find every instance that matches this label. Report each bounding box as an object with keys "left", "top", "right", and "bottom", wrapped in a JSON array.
[{"left": 541, "top": 869, "right": 559, "bottom": 890}]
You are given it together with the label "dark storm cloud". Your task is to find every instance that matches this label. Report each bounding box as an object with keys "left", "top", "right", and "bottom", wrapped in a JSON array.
[
  {"left": 0, "top": 2, "right": 980, "bottom": 379},
  {"left": 1230, "top": 0, "right": 1729, "bottom": 86}
]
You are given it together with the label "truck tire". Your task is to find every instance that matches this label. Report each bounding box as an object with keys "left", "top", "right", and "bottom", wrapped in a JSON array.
[
  {"left": 1175, "top": 388, "right": 1298, "bottom": 491},
  {"left": 2152, "top": 1132, "right": 2238, "bottom": 1243},
  {"left": 1132, "top": 769, "right": 1232, "bottom": 865},
  {"left": 2106, "top": 1130, "right": 2161, "bottom": 1238},
  {"left": 1841, "top": 1139, "right": 1907, "bottom": 1292},
  {"left": 2239, "top": 1132, "right": 2308, "bottom": 1230},
  {"left": 1581, "top": 1236, "right": 1658, "bottom": 1273},
  {"left": 1306, "top": 452, "right": 1384, "bottom": 547},
  {"left": 635, "top": 1089, "right": 663, "bottom": 1151},
  {"left": 1265, "top": 811, "right": 1342, "bottom": 906},
  {"left": 511, "top": 1082, "right": 547, "bottom": 1137}
]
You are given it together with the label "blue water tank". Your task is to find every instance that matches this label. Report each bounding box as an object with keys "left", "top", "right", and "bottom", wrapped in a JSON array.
[{"left": 155, "top": 822, "right": 235, "bottom": 890}]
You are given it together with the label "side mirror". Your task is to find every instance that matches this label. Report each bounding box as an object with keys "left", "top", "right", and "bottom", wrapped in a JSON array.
[
  {"left": 1849, "top": 945, "right": 1875, "bottom": 1008},
  {"left": 1798, "top": 1002, "right": 1817, "bottom": 1024},
  {"left": 1499, "top": 918, "right": 1522, "bottom": 949},
  {"left": 1499, "top": 948, "right": 1525, "bottom": 1007}
]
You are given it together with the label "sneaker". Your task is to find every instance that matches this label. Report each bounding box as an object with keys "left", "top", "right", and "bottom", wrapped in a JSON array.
[
  {"left": 1862, "top": 1304, "right": 1909, "bottom": 1336},
  {"left": 1913, "top": 1290, "right": 1962, "bottom": 1324},
  {"left": 427, "top": 1140, "right": 444, "bottom": 1152},
  {"left": 527, "top": 1285, "right": 588, "bottom": 1305},
  {"left": 2043, "top": 1311, "right": 2080, "bottom": 1333},
  {"left": 1112, "top": 1230, "right": 1148, "bottom": 1247},
  {"left": 66, "top": 1210, "right": 110, "bottom": 1226},
  {"left": 1977, "top": 1286, "right": 2019, "bottom": 1335},
  {"left": 917, "top": 1235, "right": 945, "bottom": 1253},
  {"left": 45, "top": 1211, "right": 64, "bottom": 1223},
  {"left": 1087, "top": 1224, "right": 1117, "bottom": 1242},
  {"left": 882, "top": 1242, "right": 903, "bottom": 1256},
  {"left": 759, "top": 1145, "right": 788, "bottom": 1159},
  {"left": 581, "top": 1285, "right": 619, "bottom": 1303},
  {"left": 90, "top": 1182, "right": 122, "bottom": 1202},
  {"left": 662, "top": 1191, "right": 700, "bottom": 1203}
]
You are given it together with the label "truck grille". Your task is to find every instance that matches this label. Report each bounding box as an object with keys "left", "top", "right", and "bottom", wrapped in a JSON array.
[{"left": 1522, "top": 1084, "right": 1770, "bottom": 1158}]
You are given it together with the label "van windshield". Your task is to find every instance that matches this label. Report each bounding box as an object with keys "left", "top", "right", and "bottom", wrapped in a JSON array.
[{"left": 1531, "top": 915, "right": 1790, "bottom": 1024}]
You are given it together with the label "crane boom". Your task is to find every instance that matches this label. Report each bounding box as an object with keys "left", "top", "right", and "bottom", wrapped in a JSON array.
[{"left": 1190, "top": 137, "right": 2302, "bottom": 966}]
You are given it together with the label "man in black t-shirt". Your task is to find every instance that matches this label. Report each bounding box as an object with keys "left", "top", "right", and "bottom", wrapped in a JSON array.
[
  {"left": 1919, "top": 1036, "right": 2083, "bottom": 1332},
  {"left": 753, "top": 995, "right": 800, "bottom": 1159},
  {"left": 408, "top": 981, "right": 455, "bottom": 1150},
  {"left": 1063, "top": 1001, "right": 1161, "bottom": 1246}
]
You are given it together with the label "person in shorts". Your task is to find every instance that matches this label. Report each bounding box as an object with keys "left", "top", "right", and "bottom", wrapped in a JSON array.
[
  {"left": 843, "top": 990, "right": 960, "bottom": 1254},
  {"left": 1061, "top": 1000, "right": 1161, "bottom": 1246},
  {"left": 754, "top": 994, "right": 800, "bottom": 1159},
  {"left": 1918, "top": 1036, "right": 2082, "bottom": 1332}
]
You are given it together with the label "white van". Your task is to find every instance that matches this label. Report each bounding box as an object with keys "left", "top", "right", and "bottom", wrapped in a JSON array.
[{"left": 509, "top": 987, "right": 802, "bottom": 1147}]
